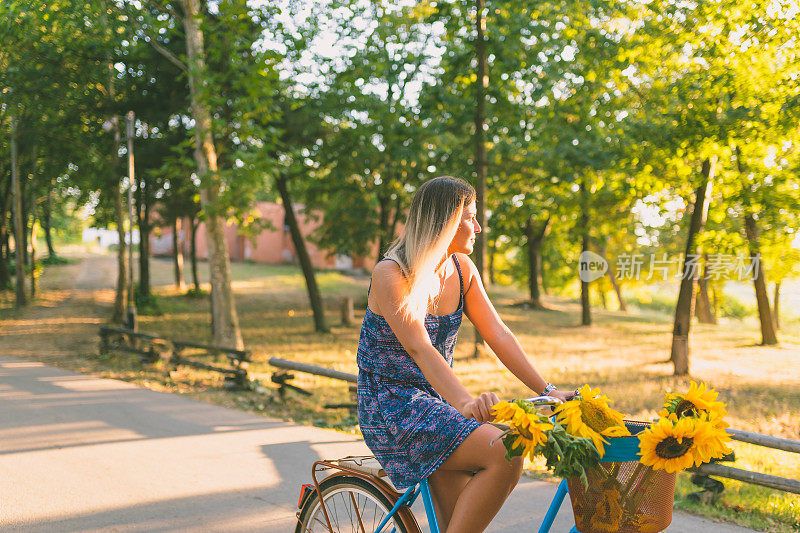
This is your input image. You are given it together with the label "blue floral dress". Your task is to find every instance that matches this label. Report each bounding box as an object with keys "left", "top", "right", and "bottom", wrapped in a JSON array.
[{"left": 357, "top": 254, "right": 481, "bottom": 489}]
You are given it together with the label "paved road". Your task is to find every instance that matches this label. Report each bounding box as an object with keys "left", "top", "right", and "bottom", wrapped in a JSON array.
[{"left": 0, "top": 356, "right": 754, "bottom": 532}]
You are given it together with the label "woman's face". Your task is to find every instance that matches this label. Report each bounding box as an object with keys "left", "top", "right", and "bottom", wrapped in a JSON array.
[{"left": 448, "top": 200, "right": 481, "bottom": 255}]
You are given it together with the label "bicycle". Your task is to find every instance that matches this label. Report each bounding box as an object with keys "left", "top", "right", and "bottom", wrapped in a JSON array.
[{"left": 294, "top": 397, "right": 674, "bottom": 533}]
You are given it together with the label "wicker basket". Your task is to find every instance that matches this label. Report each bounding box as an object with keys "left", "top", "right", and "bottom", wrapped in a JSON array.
[{"left": 567, "top": 422, "right": 676, "bottom": 533}]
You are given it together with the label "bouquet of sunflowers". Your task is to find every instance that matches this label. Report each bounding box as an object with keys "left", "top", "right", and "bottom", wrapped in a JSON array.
[{"left": 492, "top": 382, "right": 732, "bottom": 533}]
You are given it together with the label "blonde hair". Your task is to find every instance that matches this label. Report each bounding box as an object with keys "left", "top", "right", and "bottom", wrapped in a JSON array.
[{"left": 384, "top": 176, "right": 476, "bottom": 321}]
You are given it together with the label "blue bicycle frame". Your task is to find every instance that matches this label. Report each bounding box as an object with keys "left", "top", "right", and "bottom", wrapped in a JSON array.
[
  {"left": 371, "top": 478, "right": 440, "bottom": 533},
  {"left": 370, "top": 476, "right": 579, "bottom": 533}
]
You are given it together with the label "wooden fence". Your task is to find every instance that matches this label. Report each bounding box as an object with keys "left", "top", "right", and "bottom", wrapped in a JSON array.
[
  {"left": 690, "top": 428, "right": 800, "bottom": 495},
  {"left": 99, "top": 325, "right": 250, "bottom": 387}
]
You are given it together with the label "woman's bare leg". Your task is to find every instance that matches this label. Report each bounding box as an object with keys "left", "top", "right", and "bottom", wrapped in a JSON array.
[
  {"left": 432, "top": 424, "right": 523, "bottom": 533},
  {"left": 427, "top": 469, "right": 472, "bottom": 529}
]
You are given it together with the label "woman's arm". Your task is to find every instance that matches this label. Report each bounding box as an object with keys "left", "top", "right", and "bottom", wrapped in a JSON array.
[
  {"left": 372, "top": 261, "right": 499, "bottom": 422},
  {"left": 458, "top": 253, "right": 569, "bottom": 399}
]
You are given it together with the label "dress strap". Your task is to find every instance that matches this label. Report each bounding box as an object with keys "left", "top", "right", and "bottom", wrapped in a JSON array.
[{"left": 452, "top": 254, "right": 464, "bottom": 308}]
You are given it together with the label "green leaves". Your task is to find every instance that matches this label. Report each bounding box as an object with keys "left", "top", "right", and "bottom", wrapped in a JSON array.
[{"left": 538, "top": 422, "right": 601, "bottom": 489}]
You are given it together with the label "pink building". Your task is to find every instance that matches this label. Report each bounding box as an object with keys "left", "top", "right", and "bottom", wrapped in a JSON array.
[{"left": 150, "top": 201, "right": 380, "bottom": 271}]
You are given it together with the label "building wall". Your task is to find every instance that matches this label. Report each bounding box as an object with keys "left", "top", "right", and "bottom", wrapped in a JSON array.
[{"left": 150, "top": 201, "right": 380, "bottom": 271}]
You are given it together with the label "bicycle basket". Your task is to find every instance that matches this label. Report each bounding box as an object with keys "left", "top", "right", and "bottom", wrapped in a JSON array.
[{"left": 566, "top": 421, "right": 676, "bottom": 533}]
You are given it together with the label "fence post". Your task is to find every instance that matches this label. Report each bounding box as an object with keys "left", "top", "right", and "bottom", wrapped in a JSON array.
[{"left": 341, "top": 296, "right": 354, "bottom": 326}]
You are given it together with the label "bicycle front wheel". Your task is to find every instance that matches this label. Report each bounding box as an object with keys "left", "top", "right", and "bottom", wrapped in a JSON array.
[{"left": 295, "top": 475, "right": 410, "bottom": 533}]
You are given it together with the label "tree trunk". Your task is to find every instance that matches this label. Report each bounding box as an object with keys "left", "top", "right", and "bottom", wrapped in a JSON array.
[
  {"left": 671, "top": 157, "right": 715, "bottom": 375},
  {"left": 580, "top": 237, "right": 591, "bottom": 325},
  {"left": 744, "top": 214, "right": 778, "bottom": 345},
  {"left": 695, "top": 276, "right": 716, "bottom": 324},
  {"left": 735, "top": 144, "right": 778, "bottom": 345},
  {"left": 473, "top": 0, "right": 488, "bottom": 357},
  {"left": 190, "top": 217, "right": 199, "bottom": 291},
  {"left": 0, "top": 177, "right": 11, "bottom": 289},
  {"left": 11, "top": 115, "right": 26, "bottom": 306},
  {"left": 488, "top": 237, "right": 496, "bottom": 285},
  {"left": 172, "top": 218, "right": 186, "bottom": 291},
  {"left": 42, "top": 178, "right": 56, "bottom": 258},
  {"left": 29, "top": 212, "right": 36, "bottom": 299},
  {"left": 695, "top": 255, "right": 716, "bottom": 324},
  {"left": 136, "top": 175, "right": 152, "bottom": 298},
  {"left": 182, "top": 0, "right": 243, "bottom": 349},
  {"left": 580, "top": 180, "right": 591, "bottom": 326},
  {"left": 107, "top": 58, "right": 127, "bottom": 324},
  {"left": 108, "top": 112, "right": 128, "bottom": 323},
  {"left": 541, "top": 256, "right": 548, "bottom": 295},
  {"left": 596, "top": 244, "right": 627, "bottom": 312},
  {"left": 773, "top": 282, "right": 780, "bottom": 330},
  {"left": 25, "top": 144, "right": 39, "bottom": 271},
  {"left": 20, "top": 173, "right": 28, "bottom": 269},
  {"left": 526, "top": 215, "right": 550, "bottom": 309},
  {"left": 112, "top": 171, "right": 128, "bottom": 323},
  {"left": 377, "top": 193, "right": 390, "bottom": 261},
  {"left": 711, "top": 284, "right": 718, "bottom": 317},
  {"left": 276, "top": 175, "right": 329, "bottom": 333},
  {"left": 599, "top": 285, "right": 607, "bottom": 309},
  {"left": 388, "top": 194, "right": 402, "bottom": 253}
]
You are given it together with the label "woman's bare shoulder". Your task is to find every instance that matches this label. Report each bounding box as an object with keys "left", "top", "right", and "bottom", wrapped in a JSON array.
[
  {"left": 371, "top": 259, "right": 406, "bottom": 286},
  {"left": 370, "top": 260, "right": 408, "bottom": 317}
]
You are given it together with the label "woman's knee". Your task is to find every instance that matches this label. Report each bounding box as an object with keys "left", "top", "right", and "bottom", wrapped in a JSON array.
[
  {"left": 483, "top": 431, "right": 523, "bottom": 482},
  {"left": 484, "top": 441, "right": 523, "bottom": 494},
  {"left": 507, "top": 456, "right": 524, "bottom": 488}
]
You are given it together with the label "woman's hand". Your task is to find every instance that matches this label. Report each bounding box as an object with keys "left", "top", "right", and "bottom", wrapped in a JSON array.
[
  {"left": 458, "top": 392, "right": 501, "bottom": 423},
  {"left": 548, "top": 389, "right": 575, "bottom": 403}
]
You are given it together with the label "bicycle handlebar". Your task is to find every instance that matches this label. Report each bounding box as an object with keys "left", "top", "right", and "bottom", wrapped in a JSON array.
[{"left": 522, "top": 395, "right": 564, "bottom": 406}]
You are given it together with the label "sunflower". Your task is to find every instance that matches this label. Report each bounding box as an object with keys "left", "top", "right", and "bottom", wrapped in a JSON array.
[
  {"left": 492, "top": 400, "right": 520, "bottom": 423},
  {"left": 511, "top": 412, "right": 553, "bottom": 459},
  {"left": 629, "top": 514, "right": 661, "bottom": 533},
  {"left": 659, "top": 381, "right": 727, "bottom": 420},
  {"left": 516, "top": 412, "right": 553, "bottom": 448},
  {"left": 689, "top": 415, "right": 733, "bottom": 466},
  {"left": 590, "top": 487, "right": 623, "bottom": 532},
  {"left": 492, "top": 401, "right": 553, "bottom": 460},
  {"left": 638, "top": 417, "right": 703, "bottom": 473},
  {"left": 555, "top": 385, "right": 630, "bottom": 457}
]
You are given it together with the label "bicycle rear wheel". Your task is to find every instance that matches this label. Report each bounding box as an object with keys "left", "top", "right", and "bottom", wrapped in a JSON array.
[{"left": 295, "top": 475, "right": 409, "bottom": 533}]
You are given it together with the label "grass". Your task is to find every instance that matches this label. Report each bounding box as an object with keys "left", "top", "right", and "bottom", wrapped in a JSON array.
[{"left": 1, "top": 247, "right": 798, "bottom": 531}]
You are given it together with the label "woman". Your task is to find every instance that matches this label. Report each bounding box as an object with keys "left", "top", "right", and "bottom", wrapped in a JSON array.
[{"left": 357, "top": 176, "right": 572, "bottom": 532}]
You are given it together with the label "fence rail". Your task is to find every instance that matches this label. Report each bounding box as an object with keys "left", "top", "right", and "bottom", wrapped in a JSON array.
[
  {"left": 268, "top": 357, "right": 357, "bottom": 384},
  {"left": 727, "top": 427, "right": 800, "bottom": 454},
  {"left": 689, "top": 429, "right": 800, "bottom": 495}
]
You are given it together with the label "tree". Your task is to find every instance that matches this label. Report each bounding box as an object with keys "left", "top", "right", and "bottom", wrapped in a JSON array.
[
  {"left": 1, "top": 0, "right": 122, "bottom": 307},
  {"left": 179, "top": 0, "right": 242, "bottom": 348},
  {"left": 298, "top": 1, "right": 437, "bottom": 264},
  {"left": 11, "top": 114, "right": 25, "bottom": 305},
  {"left": 120, "top": 0, "right": 283, "bottom": 347}
]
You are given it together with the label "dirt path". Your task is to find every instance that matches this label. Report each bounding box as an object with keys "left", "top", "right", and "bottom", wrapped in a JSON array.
[{"left": 0, "top": 247, "right": 118, "bottom": 367}]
